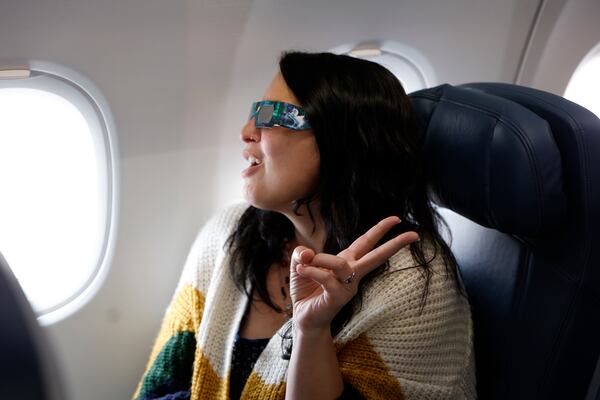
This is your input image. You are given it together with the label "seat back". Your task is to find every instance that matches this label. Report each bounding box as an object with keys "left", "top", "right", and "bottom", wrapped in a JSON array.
[
  {"left": 410, "top": 83, "right": 600, "bottom": 399},
  {"left": 0, "top": 252, "right": 65, "bottom": 400}
]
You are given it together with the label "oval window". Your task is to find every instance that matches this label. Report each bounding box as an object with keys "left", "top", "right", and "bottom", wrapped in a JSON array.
[
  {"left": 564, "top": 42, "right": 600, "bottom": 117},
  {"left": 0, "top": 64, "right": 118, "bottom": 325},
  {"left": 330, "top": 41, "right": 437, "bottom": 94}
]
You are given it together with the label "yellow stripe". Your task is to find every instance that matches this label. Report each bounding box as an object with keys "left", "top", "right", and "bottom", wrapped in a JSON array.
[
  {"left": 338, "top": 334, "right": 405, "bottom": 399},
  {"left": 191, "top": 347, "right": 230, "bottom": 400},
  {"left": 134, "top": 284, "right": 205, "bottom": 398},
  {"left": 234, "top": 336, "right": 403, "bottom": 400},
  {"left": 241, "top": 371, "right": 286, "bottom": 399}
]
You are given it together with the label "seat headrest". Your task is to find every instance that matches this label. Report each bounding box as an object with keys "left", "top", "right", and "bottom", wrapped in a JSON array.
[{"left": 409, "top": 84, "right": 566, "bottom": 238}]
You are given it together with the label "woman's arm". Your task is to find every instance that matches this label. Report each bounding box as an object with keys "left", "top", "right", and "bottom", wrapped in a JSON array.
[
  {"left": 286, "top": 326, "right": 344, "bottom": 399},
  {"left": 285, "top": 217, "right": 419, "bottom": 400}
]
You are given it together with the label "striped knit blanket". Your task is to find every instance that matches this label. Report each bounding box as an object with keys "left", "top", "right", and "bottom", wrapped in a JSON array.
[{"left": 134, "top": 203, "right": 476, "bottom": 399}]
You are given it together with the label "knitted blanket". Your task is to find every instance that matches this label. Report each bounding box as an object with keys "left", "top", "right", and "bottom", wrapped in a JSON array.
[{"left": 134, "top": 203, "right": 476, "bottom": 399}]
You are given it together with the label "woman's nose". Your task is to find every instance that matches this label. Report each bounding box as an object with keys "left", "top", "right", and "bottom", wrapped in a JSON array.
[{"left": 241, "top": 119, "right": 260, "bottom": 143}]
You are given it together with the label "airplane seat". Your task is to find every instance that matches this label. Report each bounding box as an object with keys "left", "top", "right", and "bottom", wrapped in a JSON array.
[
  {"left": 409, "top": 83, "right": 600, "bottom": 400},
  {"left": 0, "top": 252, "right": 65, "bottom": 400}
]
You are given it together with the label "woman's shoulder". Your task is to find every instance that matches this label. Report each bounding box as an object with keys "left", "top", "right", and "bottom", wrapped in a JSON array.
[
  {"left": 386, "top": 238, "right": 455, "bottom": 284},
  {"left": 360, "top": 239, "right": 466, "bottom": 319},
  {"left": 347, "top": 241, "right": 475, "bottom": 398}
]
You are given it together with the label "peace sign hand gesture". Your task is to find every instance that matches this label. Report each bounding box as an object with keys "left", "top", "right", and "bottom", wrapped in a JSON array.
[{"left": 289, "top": 216, "right": 419, "bottom": 335}]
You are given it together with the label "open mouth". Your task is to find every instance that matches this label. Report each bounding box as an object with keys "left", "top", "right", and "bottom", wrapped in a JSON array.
[
  {"left": 242, "top": 153, "right": 263, "bottom": 177},
  {"left": 247, "top": 155, "right": 262, "bottom": 166}
]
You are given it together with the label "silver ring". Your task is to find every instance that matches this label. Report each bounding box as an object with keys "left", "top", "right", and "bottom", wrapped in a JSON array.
[{"left": 343, "top": 271, "right": 356, "bottom": 285}]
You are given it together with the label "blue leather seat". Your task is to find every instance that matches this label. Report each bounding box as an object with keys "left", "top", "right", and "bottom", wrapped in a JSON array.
[{"left": 410, "top": 83, "right": 600, "bottom": 399}]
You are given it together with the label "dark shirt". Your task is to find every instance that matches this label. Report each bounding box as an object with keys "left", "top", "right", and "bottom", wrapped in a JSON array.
[{"left": 229, "top": 335, "right": 270, "bottom": 400}]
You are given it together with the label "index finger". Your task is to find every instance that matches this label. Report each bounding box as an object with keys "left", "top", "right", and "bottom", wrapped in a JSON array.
[
  {"left": 354, "top": 231, "right": 419, "bottom": 276},
  {"left": 345, "top": 216, "right": 402, "bottom": 259}
]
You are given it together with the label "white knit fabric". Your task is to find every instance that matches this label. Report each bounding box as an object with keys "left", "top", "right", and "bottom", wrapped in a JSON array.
[{"left": 164, "top": 202, "right": 476, "bottom": 399}]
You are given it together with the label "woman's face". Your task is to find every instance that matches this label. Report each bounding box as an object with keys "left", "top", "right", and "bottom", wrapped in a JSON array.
[{"left": 241, "top": 73, "right": 320, "bottom": 213}]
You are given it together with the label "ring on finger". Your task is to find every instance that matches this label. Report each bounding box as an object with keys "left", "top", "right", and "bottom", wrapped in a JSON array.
[{"left": 342, "top": 271, "right": 356, "bottom": 285}]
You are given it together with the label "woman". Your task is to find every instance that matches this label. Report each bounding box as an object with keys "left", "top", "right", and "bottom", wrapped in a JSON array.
[{"left": 135, "top": 51, "right": 475, "bottom": 400}]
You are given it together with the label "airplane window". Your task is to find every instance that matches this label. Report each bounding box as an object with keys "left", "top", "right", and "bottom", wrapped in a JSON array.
[
  {"left": 0, "top": 65, "right": 118, "bottom": 325},
  {"left": 564, "top": 43, "right": 600, "bottom": 117},
  {"left": 330, "top": 41, "right": 436, "bottom": 94}
]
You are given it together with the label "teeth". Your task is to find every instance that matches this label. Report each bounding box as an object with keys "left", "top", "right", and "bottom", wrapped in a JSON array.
[{"left": 248, "top": 155, "right": 262, "bottom": 165}]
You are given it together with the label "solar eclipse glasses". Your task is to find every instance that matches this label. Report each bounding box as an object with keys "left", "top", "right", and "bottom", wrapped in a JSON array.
[{"left": 248, "top": 100, "right": 312, "bottom": 131}]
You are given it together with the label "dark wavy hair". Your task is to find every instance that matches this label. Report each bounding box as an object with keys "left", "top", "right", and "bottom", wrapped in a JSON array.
[{"left": 227, "top": 51, "right": 459, "bottom": 350}]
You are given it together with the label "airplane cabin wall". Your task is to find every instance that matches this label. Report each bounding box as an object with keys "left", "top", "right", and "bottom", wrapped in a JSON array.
[
  {"left": 1, "top": 0, "right": 597, "bottom": 399},
  {"left": 517, "top": 0, "right": 600, "bottom": 95}
]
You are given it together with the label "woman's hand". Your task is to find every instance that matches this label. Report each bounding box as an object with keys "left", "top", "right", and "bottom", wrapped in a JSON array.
[{"left": 289, "top": 216, "right": 419, "bottom": 335}]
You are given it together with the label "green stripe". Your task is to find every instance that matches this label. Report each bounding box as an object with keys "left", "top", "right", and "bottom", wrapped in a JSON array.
[{"left": 138, "top": 331, "right": 196, "bottom": 398}]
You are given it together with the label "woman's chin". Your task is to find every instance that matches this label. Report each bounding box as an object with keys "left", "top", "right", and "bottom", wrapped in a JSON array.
[
  {"left": 242, "top": 186, "right": 265, "bottom": 209},
  {"left": 242, "top": 193, "right": 280, "bottom": 213}
]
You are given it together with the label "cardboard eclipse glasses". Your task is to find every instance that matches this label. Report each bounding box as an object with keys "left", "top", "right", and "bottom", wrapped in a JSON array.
[{"left": 248, "top": 100, "right": 312, "bottom": 131}]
